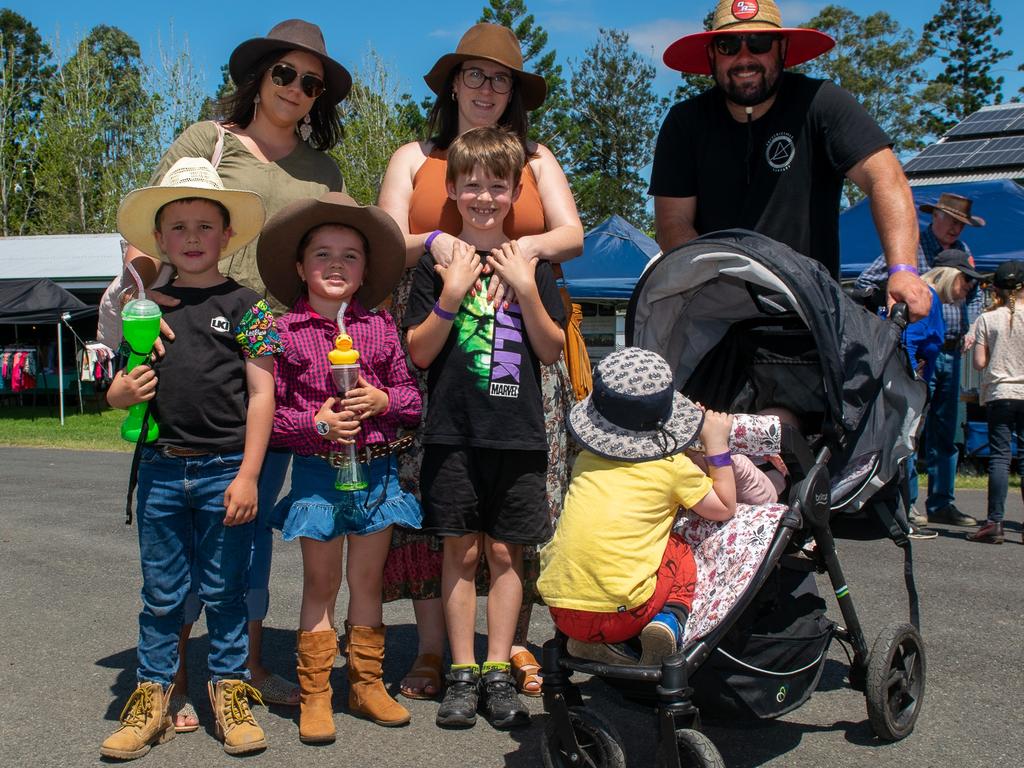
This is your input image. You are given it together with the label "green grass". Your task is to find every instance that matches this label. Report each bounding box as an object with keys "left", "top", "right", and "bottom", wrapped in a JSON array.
[{"left": 0, "top": 405, "right": 131, "bottom": 452}]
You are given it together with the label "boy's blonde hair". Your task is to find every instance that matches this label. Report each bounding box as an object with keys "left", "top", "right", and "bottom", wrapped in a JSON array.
[
  {"left": 446, "top": 126, "right": 525, "bottom": 188},
  {"left": 921, "top": 266, "right": 965, "bottom": 304}
]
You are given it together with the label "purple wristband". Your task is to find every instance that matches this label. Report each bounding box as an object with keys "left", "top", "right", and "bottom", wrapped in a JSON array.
[
  {"left": 424, "top": 230, "right": 442, "bottom": 254},
  {"left": 888, "top": 264, "right": 919, "bottom": 277},
  {"left": 705, "top": 451, "right": 732, "bottom": 468},
  {"left": 432, "top": 301, "right": 456, "bottom": 321}
]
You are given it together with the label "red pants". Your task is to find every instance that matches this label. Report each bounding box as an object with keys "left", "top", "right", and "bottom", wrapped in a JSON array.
[{"left": 548, "top": 533, "right": 696, "bottom": 644}]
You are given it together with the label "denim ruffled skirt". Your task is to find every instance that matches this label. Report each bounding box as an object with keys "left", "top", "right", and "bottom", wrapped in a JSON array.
[{"left": 272, "top": 453, "right": 422, "bottom": 541}]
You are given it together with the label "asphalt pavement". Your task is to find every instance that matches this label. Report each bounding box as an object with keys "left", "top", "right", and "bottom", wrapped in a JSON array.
[{"left": 1, "top": 446, "right": 1020, "bottom": 768}]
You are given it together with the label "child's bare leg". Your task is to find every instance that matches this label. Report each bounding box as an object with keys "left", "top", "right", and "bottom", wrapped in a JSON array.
[
  {"left": 299, "top": 537, "right": 344, "bottom": 632},
  {"left": 170, "top": 623, "right": 199, "bottom": 730},
  {"left": 346, "top": 527, "right": 393, "bottom": 627},
  {"left": 483, "top": 537, "right": 523, "bottom": 663},
  {"left": 399, "top": 598, "right": 447, "bottom": 697},
  {"left": 442, "top": 534, "right": 482, "bottom": 665}
]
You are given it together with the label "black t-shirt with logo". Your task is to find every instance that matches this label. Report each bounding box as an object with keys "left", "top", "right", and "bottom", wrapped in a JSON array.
[
  {"left": 403, "top": 252, "right": 566, "bottom": 451},
  {"left": 648, "top": 73, "right": 890, "bottom": 277}
]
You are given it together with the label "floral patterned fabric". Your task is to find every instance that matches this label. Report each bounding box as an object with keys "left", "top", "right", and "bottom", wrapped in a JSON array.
[{"left": 689, "top": 414, "right": 782, "bottom": 457}]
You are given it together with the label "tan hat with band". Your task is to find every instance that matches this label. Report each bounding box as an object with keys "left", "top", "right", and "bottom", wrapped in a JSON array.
[{"left": 919, "top": 192, "right": 986, "bottom": 227}]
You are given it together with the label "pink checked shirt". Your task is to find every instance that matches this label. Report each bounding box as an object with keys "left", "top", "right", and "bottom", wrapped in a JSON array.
[{"left": 271, "top": 297, "right": 421, "bottom": 455}]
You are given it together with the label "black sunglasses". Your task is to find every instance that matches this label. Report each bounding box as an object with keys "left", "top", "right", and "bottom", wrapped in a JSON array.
[
  {"left": 270, "top": 62, "right": 325, "bottom": 99},
  {"left": 713, "top": 33, "right": 782, "bottom": 57}
]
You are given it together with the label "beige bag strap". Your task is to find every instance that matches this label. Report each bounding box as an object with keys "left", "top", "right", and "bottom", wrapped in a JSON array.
[{"left": 210, "top": 121, "right": 225, "bottom": 169}]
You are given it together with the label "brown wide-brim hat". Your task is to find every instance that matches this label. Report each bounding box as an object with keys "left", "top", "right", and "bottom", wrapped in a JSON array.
[
  {"left": 663, "top": 0, "right": 835, "bottom": 75},
  {"left": 919, "top": 192, "right": 986, "bottom": 227},
  {"left": 230, "top": 19, "right": 352, "bottom": 106},
  {"left": 257, "top": 192, "right": 405, "bottom": 310},
  {"left": 424, "top": 23, "right": 548, "bottom": 111}
]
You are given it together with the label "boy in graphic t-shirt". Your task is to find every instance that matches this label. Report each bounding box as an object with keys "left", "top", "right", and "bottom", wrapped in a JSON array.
[{"left": 404, "top": 127, "right": 566, "bottom": 731}]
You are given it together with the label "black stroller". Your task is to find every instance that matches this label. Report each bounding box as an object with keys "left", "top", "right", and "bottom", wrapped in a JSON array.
[{"left": 538, "top": 231, "right": 929, "bottom": 767}]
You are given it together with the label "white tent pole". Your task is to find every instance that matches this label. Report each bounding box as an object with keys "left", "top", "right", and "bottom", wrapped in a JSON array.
[{"left": 57, "top": 320, "right": 64, "bottom": 426}]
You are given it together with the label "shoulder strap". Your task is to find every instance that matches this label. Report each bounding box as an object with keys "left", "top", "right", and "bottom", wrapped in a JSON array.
[{"left": 209, "top": 121, "right": 226, "bottom": 169}]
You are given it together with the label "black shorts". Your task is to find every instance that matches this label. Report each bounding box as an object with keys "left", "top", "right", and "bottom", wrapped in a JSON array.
[{"left": 420, "top": 445, "right": 551, "bottom": 545}]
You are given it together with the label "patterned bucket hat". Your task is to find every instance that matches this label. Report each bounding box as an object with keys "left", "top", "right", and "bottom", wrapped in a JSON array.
[{"left": 568, "top": 348, "right": 704, "bottom": 462}]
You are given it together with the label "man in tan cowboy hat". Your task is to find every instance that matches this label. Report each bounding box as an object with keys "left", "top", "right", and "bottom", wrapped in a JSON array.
[
  {"left": 856, "top": 192, "right": 987, "bottom": 530},
  {"left": 649, "top": 0, "right": 931, "bottom": 320}
]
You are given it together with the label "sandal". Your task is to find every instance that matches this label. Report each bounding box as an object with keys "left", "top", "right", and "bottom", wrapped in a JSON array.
[
  {"left": 511, "top": 650, "right": 542, "bottom": 697},
  {"left": 251, "top": 672, "right": 300, "bottom": 706},
  {"left": 399, "top": 653, "right": 443, "bottom": 700},
  {"left": 168, "top": 692, "right": 200, "bottom": 733}
]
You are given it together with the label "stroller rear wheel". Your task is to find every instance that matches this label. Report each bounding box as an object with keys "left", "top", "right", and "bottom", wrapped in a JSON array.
[
  {"left": 541, "top": 706, "right": 625, "bottom": 768},
  {"left": 655, "top": 728, "right": 725, "bottom": 768},
  {"left": 865, "top": 622, "right": 926, "bottom": 741}
]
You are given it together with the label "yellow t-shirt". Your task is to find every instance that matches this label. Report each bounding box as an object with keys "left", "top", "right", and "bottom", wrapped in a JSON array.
[{"left": 538, "top": 450, "right": 713, "bottom": 612}]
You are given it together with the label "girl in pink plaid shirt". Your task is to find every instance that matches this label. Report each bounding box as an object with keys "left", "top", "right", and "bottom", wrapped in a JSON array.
[{"left": 256, "top": 193, "right": 421, "bottom": 738}]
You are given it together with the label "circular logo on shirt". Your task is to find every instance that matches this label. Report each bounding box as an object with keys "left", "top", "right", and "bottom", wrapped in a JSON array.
[
  {"left": 210, "top": 316, "right": 231, "bottom": 333},
  {"left": 732, "top": 0, "right": 760, "bottom": 20},
  {"left": 765, "top": 132, "right": 796, "bottom": 172}
]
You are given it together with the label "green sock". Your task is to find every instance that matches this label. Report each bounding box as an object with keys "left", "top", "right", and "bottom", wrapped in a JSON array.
[
  {"left": 450, "top": 663, "right": 480, "bottom": 675},
  {"left": 481, "top": 661, "right": 511, "bottom": 675}
]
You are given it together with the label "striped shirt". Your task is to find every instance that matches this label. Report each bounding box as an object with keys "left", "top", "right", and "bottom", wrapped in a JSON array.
[{"left": 271, "top": 296, "right": 421, "bottom": 455}]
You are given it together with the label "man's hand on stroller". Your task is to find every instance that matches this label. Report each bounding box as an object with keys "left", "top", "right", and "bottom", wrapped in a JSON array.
[{"left": 887, "top": 270, "right": 932, "bottom": 322}]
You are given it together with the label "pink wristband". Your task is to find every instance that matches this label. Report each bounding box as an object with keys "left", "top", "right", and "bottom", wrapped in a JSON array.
[
  {"left": 424, "top": 230, "right": 442, "bottom": 254},
  {"left": 705, "top": 451, "right": 732, "bottom": 468},
  {"left": 888, "top": 264, "right": 919, "bottom": 277}
]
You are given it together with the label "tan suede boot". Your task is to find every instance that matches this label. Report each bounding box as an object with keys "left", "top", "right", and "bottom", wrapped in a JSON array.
[
  {"left": 347, "top": 624, "right": 411, "bottom": 727},
  {"left": 100, "top": 681, "right": 175, "bottom": 760},
  {"left": 297, "top": 629, "right": 338, "bottom": 743},
  {"left": 207, "top": 679, "right": 267, "bottom": 755}
]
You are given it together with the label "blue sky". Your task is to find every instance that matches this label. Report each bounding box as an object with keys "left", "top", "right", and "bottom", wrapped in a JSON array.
[{"left": 10, "top": 1, "right": 1024, "bottom": 103}]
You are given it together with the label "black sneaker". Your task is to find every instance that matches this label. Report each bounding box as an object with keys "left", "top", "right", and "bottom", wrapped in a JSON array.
[
  {"left": 479, "top": 669, "right": 529, "bottom": 729},
  {"left": 929, "top": 504, "right": 977, "bottom": 527},
  {"left": 436, "top": 667, "right": 479, "bottom": 728}
]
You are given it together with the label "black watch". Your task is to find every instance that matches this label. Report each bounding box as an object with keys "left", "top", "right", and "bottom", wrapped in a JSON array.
[{"left": 315, "top": 420, "right": 330, "bottom": 437}]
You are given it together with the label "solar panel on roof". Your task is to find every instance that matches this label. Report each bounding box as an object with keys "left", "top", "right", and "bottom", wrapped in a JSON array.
[
  {"left": 904, "top": 136, "right": 1024, "bottom": 174},
  {"left": 945, "top": 105, "right": 1024, "bottom": 138}
]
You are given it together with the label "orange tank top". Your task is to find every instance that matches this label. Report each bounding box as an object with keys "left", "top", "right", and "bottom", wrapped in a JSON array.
[{"left": 407, "top": 147, "right": 546, "bottom": 238}]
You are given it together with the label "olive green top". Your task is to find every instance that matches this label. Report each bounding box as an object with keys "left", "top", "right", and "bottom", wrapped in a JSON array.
[{"left": 149, "top": 121, "right": 344, "bottom": 310}]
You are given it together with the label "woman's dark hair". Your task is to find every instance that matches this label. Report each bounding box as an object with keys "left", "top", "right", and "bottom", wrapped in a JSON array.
[
  {"left": 215, "top": 48, "right": 343, "bottom": 152},
  {"left": 426, "top": 67, "right": 537, "bottom": 159}
]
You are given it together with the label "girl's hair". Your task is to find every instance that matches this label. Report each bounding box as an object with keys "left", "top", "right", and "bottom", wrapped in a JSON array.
[
  {"left": 215, "top": 48, "right": 343, "bottom": 152},
  {"left": 921, "top": 266, "right": 964, "bottom": 304},
  {"left": 983, "top": 285, "right": 1024, "bottom": 331},
  {"left": 296, "top": 222, "right": 370, "bottom": 263},
  {"left": 425, "top": 66, "right": 537, "bottom": 159}
]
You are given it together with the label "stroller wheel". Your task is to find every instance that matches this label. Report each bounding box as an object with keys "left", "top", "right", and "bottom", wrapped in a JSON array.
[
  {"left": 865, "top": 622, "right": 926, "bottom": 741},
  {"left": 655, "top": 729, "right": 725, "bottom": 768},
  {"left": 541, "top": 706, "right": 625, "bottom": 768}
]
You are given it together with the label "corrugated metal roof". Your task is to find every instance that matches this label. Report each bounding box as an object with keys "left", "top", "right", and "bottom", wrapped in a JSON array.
[
  {"left": 908, "top": 171, "right": 1024, "bottom": 186},
  {"left": 0, "top": 233, "right": 123, "bottom": 287}
]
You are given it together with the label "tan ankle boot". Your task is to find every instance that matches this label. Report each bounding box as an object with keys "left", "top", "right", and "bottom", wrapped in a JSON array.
[
  {"left": 207, "top": 679, "right": 267, "bottom": 755},
  {"left": 347, "top": 625, "right": 411, "bottom": 727},
  {"left": 297, "top": 629, "right": 338, "bottom": 743},
  {"left": 100, "top": 681, "right": 175, "bottom": 760}
]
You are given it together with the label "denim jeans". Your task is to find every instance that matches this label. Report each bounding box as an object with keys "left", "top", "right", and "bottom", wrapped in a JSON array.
[
  {"left": 986, "top": 399, "right": 1024, "bottom": 523},
  {"left": 135, "top": 449, "right": 254, "bottom": 685},
  {"left": 923, "top": 350, "right": 961, "bottom": 515}
]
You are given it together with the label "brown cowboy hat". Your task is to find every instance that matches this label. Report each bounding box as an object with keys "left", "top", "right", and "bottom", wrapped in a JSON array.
[
  {"left": 257, "top": 192, "right": 405, "bottom": 310},
  {"left": 229, "top": 19, "right": 352, "bottom": 106},
  {"left": 423, "top": 23, "right": 547, "bottom": 111},
  {"left": 663, "top": 0, "right": 835, "bottom": 75},
  {"left": 919, "top": 192, "right": 986, "bottom": 227}
]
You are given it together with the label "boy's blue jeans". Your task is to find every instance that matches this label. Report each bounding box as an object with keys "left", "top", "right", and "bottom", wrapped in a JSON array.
[{"left": 135, "top": 449, "right": 254, "bottom": 686}]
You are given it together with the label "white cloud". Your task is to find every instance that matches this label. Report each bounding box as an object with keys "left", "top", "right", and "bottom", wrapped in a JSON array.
[
  {"left": 625, "top": 18, "right": 703, "bottom": 60},
  {"left": 777, "top": 1, "right": 826, "bottom": 26}
]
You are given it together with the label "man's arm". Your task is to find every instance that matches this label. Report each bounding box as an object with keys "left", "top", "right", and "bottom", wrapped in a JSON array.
[{"left": 654, "top": 196, "right": 699, "bottom": 254}]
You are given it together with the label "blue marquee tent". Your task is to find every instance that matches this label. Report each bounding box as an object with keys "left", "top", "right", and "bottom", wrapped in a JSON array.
[
  {"left": 560, "top": 215, "right": 659, "bottom": 300},
  {"left": 839, "top": 179, "right": 1024, "bottom": 279}
]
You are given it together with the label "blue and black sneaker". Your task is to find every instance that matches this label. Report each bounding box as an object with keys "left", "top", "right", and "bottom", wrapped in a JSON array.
[{"left": 640, "top": 611, "right": 683, "bottom": 665}]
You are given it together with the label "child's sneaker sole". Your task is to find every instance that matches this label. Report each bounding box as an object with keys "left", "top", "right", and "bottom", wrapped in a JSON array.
[
  {"left": 639, "top": 621, "right": 677, "bottom": 665},
  {"left": 436, "top": 711, "right": 477, "bottom": 728}
]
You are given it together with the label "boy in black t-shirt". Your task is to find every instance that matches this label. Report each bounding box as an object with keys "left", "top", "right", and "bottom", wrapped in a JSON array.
[
  {"left": 404, "top": 127, "right": 565, "bottom": 730},
  {"left": 102, "top": 158, "right": 280, "bottom": 760}
]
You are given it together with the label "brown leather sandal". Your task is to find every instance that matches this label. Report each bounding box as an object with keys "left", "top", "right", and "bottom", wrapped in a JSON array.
[
  {"left": 511, "top": 650, "right": 543, "bottom": 697},
  {"left": 398, "top": 653, "right": 443, "bottom": 700}
]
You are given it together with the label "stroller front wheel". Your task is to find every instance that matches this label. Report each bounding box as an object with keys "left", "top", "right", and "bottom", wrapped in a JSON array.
[
  {"left": 865, "top": 622, "right": 926, "bottom": 741},
  {"left": 655, "top": 728, "right": 725, "bottom": 768},
  {"left": 541, "top": 706, "right": 625, "bottom": 768}
]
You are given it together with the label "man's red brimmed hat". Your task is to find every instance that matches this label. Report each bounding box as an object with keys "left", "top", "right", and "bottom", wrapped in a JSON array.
[{"left": 664, "top": 0, "right": 835, "bottom": 75}]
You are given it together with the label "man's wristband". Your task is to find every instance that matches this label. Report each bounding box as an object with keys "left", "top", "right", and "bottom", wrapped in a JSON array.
[
  {"left": 888, "top": 264, "right": 919, "bottom": 277},
  {"left": 705, "top": 451, "right": 732, "bottom": 468},
  {"left": 424, "top": 230, "right": 443, "bottom": 254},
  {"left": 432, "top": 301, "right": 456, "bottom": 321}
]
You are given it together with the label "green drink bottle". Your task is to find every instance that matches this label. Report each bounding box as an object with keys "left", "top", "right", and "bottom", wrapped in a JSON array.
[{"left": 120, "top": 299, "right": 162, "bottom": 443}]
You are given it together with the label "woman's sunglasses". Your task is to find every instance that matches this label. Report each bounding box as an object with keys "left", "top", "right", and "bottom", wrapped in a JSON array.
[
  {"left": 713, "top": 33, "right": 782, "bottom": 57},
  {"left": 270, "top": 62, "right": 325, "bottom": 99}
]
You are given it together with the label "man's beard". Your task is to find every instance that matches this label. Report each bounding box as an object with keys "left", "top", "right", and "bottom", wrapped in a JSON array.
[{"left": 718, "top": 62, "right": 782, "bottom": 107}]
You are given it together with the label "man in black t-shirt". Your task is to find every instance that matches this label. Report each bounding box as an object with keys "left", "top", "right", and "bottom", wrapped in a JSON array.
[{"left": 650, "top": 0, "right": 931, "bottom": 319}]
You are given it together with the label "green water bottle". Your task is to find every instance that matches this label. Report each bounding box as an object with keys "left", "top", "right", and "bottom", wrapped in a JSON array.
[{"left": 120, "top": 299, "right": 162, "bottom": 443}]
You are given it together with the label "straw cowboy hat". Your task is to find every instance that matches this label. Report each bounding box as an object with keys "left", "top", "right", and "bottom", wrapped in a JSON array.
[
  {"left": 117, "top": 157, "right": 265, "bottom": 262},
  {"left": 257, "top": 192, "right": 405, "bottom": 310},
  {"left": 424, "top": 23, "right": 548, "bottom": 111},
  {"left": 568, "top": 348, "right": 704, "bottom": 462},
  {"left": 919, "top": 192, "right": 986, "bottom": 227},
  {"left": 663, "top": 0, "right": 835, "bottom": 75},
  {"left": 229, "top": 19, "right": 352, "bottom": 106}
]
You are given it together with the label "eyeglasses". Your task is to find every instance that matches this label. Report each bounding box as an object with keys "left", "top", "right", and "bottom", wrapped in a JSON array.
[
  {"left": 270, "top": 63, "right": 325, "bottom": 99},
  {"left": 459, "top": 67, "right": 514, "bottom": 94},
  {"left": 712, "top": 33, "right": 782, "bottom": 57}
]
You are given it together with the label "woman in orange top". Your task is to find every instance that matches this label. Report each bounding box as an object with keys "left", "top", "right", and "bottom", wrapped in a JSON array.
[{"left": 378, "top": 22, "right": 583, "bottom": 701}]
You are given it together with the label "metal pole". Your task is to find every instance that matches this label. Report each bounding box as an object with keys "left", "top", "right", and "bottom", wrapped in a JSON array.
[{"left": 57, "top": 320, "right": 64, "bottom": 426}]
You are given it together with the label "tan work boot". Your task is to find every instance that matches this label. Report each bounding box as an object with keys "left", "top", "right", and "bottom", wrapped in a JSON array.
[
  {"left": 100, "top": 681, "right": 175, "bottom": 760},
  {"left": 297, "top": 629, "right": 338, "bottom": 743},
  {"left": 207, "top": 679, "right": 267, "bottom": 755},
  {"left": 348, "top": 624, "right": 411, "bottom": 727}
]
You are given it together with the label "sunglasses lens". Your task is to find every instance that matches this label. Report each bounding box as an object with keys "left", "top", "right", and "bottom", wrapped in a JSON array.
[
  {"left": 301, "top": 74, "right": 325, "bottom": 98},
  {"left": 714, "top": 36, "right": 742, "bottom": 56},
  {"left": 747, "top": 34, "right": 776, "bottom": 54},
  {"left": 271, "top": 63, "right": 297, "bottom": 87}
]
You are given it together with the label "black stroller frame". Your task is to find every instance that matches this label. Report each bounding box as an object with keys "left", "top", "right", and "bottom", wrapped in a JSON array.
[{"left": 538, "top": 232, "right": 928, "bottom": 768}]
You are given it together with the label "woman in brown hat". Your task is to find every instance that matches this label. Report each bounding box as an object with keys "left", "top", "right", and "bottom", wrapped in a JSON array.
[
  {"left": 110, "top": 18, "right": 352, "bottom": 729},
  {"left": 377, "top": 22, "right": 584, "bottom": 701}
]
